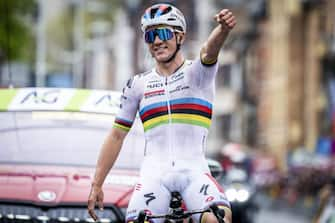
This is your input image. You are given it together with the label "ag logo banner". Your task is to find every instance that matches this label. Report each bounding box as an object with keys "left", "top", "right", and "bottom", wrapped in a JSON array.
[{"left": 9, "top": 88, "right": 74, "bottom": 111}]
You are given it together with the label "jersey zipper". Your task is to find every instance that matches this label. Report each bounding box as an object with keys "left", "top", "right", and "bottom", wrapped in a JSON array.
[{"left": 165, "top": 76, "right": 174, "bottom": 166}]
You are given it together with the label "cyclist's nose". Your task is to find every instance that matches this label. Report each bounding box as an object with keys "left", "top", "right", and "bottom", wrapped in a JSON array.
[{"left": 153, "top": 35, "right": 163, "bottom": 44}]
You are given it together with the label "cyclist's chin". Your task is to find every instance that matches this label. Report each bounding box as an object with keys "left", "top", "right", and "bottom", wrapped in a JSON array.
[{"left": 154, "top": 53, "right": 172, "bottom": 63}]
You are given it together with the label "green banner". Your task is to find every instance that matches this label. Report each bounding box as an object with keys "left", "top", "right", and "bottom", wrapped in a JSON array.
[
  {"left": 0, "top": 89, "right": 18, "bottom": 111},
  {"left": 64, "top": 89, "right": 91, "bottom": 111}
]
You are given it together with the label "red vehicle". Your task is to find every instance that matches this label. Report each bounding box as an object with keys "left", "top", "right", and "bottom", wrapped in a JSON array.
[{"left": 0, "top": 88, "right": 144, "bottom": 223}]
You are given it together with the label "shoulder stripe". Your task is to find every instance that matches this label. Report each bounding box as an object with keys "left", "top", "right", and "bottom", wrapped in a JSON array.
[
  {"left": 113, "top": 117, "right": 133, "bottom": 131},
  {"left": 139, "top": 101, "right": 168, "bottom": 115},
  {"left": 113, "top": 123, "right": 131, "bottom": 132}
]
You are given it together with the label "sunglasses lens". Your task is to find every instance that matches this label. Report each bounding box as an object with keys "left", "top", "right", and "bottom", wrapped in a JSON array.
[
  {"left": 144, "top": 28, "right": 174, "bottom": 43},
  {"left": 157, "top": 28, "right": 173, "bottom": 41},
  {"left": 145, "top": 30, "right": 156, "bottom": 43}
]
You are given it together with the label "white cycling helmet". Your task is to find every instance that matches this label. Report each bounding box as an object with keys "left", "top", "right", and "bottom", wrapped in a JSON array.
[{"left": 141, "top": 3, "right": 186, "bottom": 33}]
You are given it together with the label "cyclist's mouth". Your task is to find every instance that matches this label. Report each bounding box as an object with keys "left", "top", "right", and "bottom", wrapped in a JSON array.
[{"left": 153, "top": 45, "right": 168, "bottom": 52}]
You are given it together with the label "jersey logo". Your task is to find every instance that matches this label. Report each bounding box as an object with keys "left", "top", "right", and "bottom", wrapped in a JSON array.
[
  {"left": 135, "top": 183, "right": 142, "bottom": 191},
  {"left": 146, "top": 83, "right": 163, "bottom": 89},
  {"left": 200, "top": 184, "right": 209, "bottom": 195},
  {"left": 169, "top": 72, "right": 184, "bottom": 84},
  {"left": 120, "top": 77, "right": 134, "bottom": 107},
  {"left": 144, "top": 192, "right": 156, "bottom": 205},
  {"left": 169, "top": 85, "right": 189, "bottom": 94},
  {"left": 205, "top": 196, "right": 214, "bottom": 202},
  {"left": 126, "top": 77, "right": 134, "bottom": 88},
  {"left": 144, "top": 89, "right": 165, "bottom": 99}
]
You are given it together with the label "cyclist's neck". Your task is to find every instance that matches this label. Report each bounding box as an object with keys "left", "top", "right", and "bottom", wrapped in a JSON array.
[{"left": 155, "top": 54, "right": 185, "bottom": 77}]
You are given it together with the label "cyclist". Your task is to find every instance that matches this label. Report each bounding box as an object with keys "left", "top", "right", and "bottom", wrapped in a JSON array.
[{"left": 88, "top": 3, "right": 236, "bottom": 223}]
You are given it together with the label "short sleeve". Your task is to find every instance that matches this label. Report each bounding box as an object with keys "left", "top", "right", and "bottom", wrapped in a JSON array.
[
  {"left": 186, "top": 58, "right": 218, "bottom": 89},
  {"left": 113, "top": 76, "right": 141, "bottom": 132}
]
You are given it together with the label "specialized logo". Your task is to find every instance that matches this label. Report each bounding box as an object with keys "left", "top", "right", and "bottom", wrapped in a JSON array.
[
  {"left": 144, "top": 192, "right": 156, "bottom": 205},
  {"left": 37, "top": 190, "right": 57, "bottom": 202},
  {"left": 169, "top": 85, "right": 189, "bottom": 94},
  {"left": 200, "top": 184, "right": 209, "bottom": 195}
]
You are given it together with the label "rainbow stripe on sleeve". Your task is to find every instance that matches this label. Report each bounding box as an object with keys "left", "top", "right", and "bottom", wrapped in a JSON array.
[
  {"left": 139, "top": 97, "right": 212, "bottom": 132},
  {"left": 113, "top": 118, "right": 133, "bottom": 132}
]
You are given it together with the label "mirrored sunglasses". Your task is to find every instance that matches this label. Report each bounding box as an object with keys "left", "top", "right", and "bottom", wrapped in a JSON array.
[{"left": 144, "top": 28, "right": 175, "bottom": 43}]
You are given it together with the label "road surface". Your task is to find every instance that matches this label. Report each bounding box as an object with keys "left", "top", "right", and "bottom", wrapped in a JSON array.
[{"left": 253, "top": 193, "right": 312, "bottom": 223}]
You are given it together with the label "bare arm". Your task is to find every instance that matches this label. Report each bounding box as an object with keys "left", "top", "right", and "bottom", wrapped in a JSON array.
[
  {"left": 200, "top": 9, "right": 236, "bottom": 64},
  {"left": 88, "top": 128, "right": 127, "bottom": 221},
  {"left": 91, "top": 128, "right": 127, "bottom": 187}
]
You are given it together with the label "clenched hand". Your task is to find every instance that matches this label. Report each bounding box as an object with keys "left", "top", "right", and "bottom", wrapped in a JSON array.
[{"left": 214, "top": 9, "right": 236, "bottom": 31}]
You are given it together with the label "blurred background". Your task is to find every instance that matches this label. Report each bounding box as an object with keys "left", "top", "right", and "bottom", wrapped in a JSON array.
[{"left": 1, "top": 0, "right": 335, "bottom": 222}]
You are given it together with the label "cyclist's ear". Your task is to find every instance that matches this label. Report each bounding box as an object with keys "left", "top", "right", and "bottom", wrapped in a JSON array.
[{"left": 176, "top": 34, "right": 184, "bottom": 44}]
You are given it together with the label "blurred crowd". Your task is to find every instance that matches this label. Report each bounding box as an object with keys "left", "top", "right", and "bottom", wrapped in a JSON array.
[{"left": 213, "top": 142, "right": 335, "bottom": 221}]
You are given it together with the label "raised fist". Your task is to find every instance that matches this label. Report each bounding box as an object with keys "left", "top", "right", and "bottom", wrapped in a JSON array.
[{"left": 214, "top": 9, "right": 236, "bottom": 30}]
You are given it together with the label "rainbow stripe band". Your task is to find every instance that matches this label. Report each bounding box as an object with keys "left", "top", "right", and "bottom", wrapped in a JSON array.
[
  {"left": 139, "top": 98, "right": 212, "bottom": 132},
  {"left": 113, "top": 118, "right": 133, "bottom": 132}
]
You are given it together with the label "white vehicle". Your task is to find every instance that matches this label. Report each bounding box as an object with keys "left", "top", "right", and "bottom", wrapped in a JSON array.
[
  {"left": 0, "top": 87, "right": 145, "bottom": 222},
  {"left": 0, "top": 87, "right": 221, "bottom": 222}
]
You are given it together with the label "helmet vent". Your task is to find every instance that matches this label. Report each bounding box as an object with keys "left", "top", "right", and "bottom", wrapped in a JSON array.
[
  {"left": 150, "top": 8, "right": 159, "bottom": 18},
  {"left": 162, "top": 6, "right": 172, "bottom": 14},
  {"left": 150, "top": 5, "right": 172, "bottom": 18}
]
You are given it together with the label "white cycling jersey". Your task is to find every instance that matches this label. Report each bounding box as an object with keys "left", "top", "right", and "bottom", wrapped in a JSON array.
[
  {"left": 114, "top": 58, "right": 230, "bottom": 223},
  {"left": 114, "top": 58, "right": 216, "bottom": 169}
]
